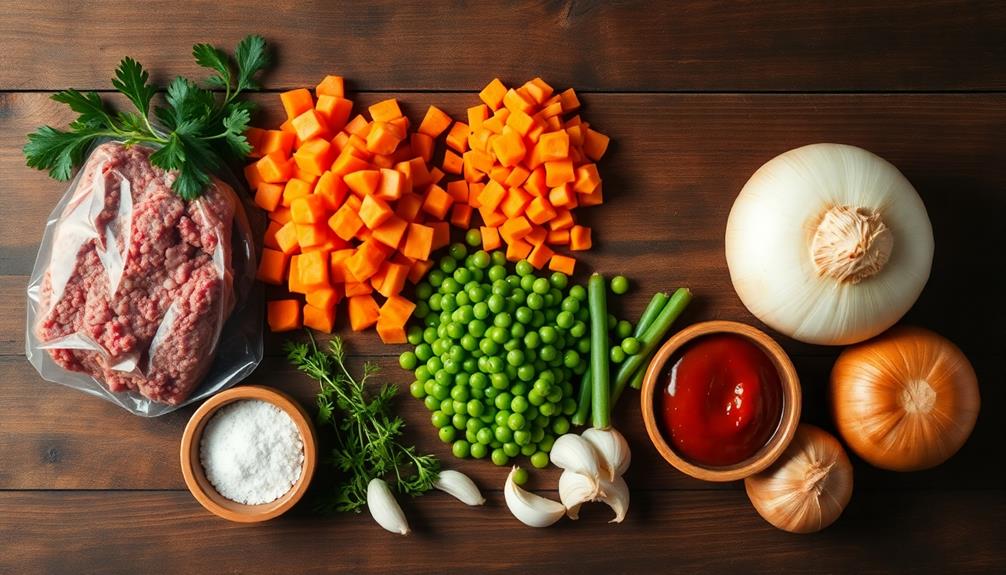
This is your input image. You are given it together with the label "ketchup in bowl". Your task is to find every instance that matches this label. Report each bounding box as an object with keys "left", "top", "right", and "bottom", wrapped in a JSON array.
[{"left": 660, "top": 333, "right": 784, "bottom": 467}]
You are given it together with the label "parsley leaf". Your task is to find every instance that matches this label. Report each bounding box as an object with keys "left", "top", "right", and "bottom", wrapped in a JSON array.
[{"left": 24, "top": 35, "right": 270, "bottom": 199}]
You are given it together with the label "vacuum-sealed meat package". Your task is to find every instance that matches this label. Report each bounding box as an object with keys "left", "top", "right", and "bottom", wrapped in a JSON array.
[{"left": 26, "top": 142, "right": 264, "bottom": 416}]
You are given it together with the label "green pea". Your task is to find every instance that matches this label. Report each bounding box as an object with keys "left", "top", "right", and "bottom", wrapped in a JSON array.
[
  {"left": 556, "top": 310, "right": 574, "bottom": 329},
  {"left": 519, "top": 274, "right": 535, "bottom": 292},
  {"left": 424, "top": 395, "right": 439, "bottom": 411},
  {"left": 476, "top": 427, "right": 494, "bottom": 445},
  {"left": 539, "top": 326, "right": 558, "bottom": 344},
  {"left": 532, "top": 277, "right": 550, "bottom": 295},
  {"left": 454, "top": 267, "right": 472, "bottom": 285},
  {"left": 560, "top": 297, "right": 580, "bottom": 314},
  {"left": 494, "top": 392, "right": 513, "bottom": 410},
  {"left": 407, "top": 326, "right": 424, "bottom": 345},
  {"left": 515, "top": 260, "right": 533, "bottom": 276},
  {"left": 494, "top": 425, "right": 513, "bottom": 443},
  {"left": 610, "top": 275, "right": 630, "bottom": 294},
  {"left": 503, "top": 442, "right": 521, "bottom": 457},
  {"left": 488, "top": 264, "right": 507, "bottom": 282},
  {"left": 577, "top": 337, "right": 591, "bottom": 355},
  {"left": 512, "top": 466, "right": 529, "bottom": 485},
  {"left": 615, "top": 319, "right": 633, "bottom": 339},
  {"left": 491, "top": 448, "right": 509, "bottom": 466},
  {"left": 452, "top": 439, "right": 471, "bottom": 458},
  {"left": 569, "top": 284, "right": 587, "bottom": 301},
  {"left": 569, "top": 320, "right": 587, "bottom": 338},
  {"left": 538, "top": 435, "right": 556, "bottom": 452},
  {"left": 431, "top": 410, "right": 450, "bottom": 428},
  {"left": 610, "top": 345, "right": 626, "bottom": 364},
  {"left": 530, "top": 451, "right": 550, "bottom": 469},
  {"left": 513, "top": 429, "right": 531, "bottom": 446},
  {"left": 469, "top": 319, "right": 488, "bottom": 337},
  {"left": 517, "top": 364, "right": 536, "bottom": 382},
  {"left": 452, "top": 413, "right": 468, "bottom": 430},
  {"left": 491, "top": 251, "right": 507, "bottom": 266},
  {"left": 470, "top": 442, "right": 488, "bottom": 459},
  {"left": 621, "top": 336, "right": 641, "bottom": 355},
  {"left": 607, "top": 313, "right": 617, "bottom": 330},
  {"left": 511, "top": 395, "right": 530, "bottom": 413},
  {"left": 409, "top": 380, "right": 426, "bottom": 399},
  {"left": 465, "top": 228, "right": 482, "bottom": 247},
  {"left": 414, "top": 301, "right": 430, "bottom": 319},
  {"left": 561, "top": 397, "right": 578, "bottom": 416},
  {"left": 508, "top": 412, "right": 527, "bottom": 431},
  {"left": 549, "top": 272, "right": 568, "bottom": 290},
  {"left": 439, "top": 426, "right": 457, "bottom": 443},
  {"left": 563, "top": 349, "right": 581, "bottom": 368}
]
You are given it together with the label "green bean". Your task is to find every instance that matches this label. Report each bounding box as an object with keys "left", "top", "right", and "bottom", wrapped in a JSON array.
[
  {"left": 572, "top": 366, "right": 592, "bottom": 426},
  {"left": 612, "top": 288, "right": 692, "bottom": 404},
  {"left": 634, "top": 292, "right": 669, "bottom": 338},
  {"left": 588, "top": 273, "right": 611, "bottom": 429}
]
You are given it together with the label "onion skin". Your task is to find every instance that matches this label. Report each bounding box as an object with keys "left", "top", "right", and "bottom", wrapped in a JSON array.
[
  {"left": 745, "top": 424, "right": 853, "bottom": 534},
  {"left": 831, "top": 326, "right": 980, "bottom": 472}
]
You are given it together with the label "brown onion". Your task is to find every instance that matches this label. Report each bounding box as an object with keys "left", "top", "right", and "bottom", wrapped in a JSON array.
[
  {"left": 745, "top": 424, "right": 853, "bottom": 533},
  {"left": 830, "top": 326, "right": 980, "bottom": 471}
]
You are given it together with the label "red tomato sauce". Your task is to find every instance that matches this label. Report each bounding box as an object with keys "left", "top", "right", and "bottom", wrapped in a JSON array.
[{"left": 660, "top": 334, "right": 783, "bottom": 467}]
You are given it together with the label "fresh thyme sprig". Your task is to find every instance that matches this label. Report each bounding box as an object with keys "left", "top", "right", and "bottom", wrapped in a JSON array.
[
  {"left": 23, "top": 35, "right": 269, "bottom": 200},
  {"left": 285, "top": 336, "right": 439, "bottom": 513}
]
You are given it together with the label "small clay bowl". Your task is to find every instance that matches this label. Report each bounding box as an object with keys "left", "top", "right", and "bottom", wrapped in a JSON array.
[
  {"left": 180, "top": 385, "right": 317, "bottom": 522},
  {"left": 640, "top": 321, "right": 801, "bottom": 482}
]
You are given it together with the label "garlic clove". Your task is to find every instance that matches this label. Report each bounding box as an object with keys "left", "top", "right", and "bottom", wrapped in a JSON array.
[
  {"left": 550, "top": 433, "right": 602, "bottom": 488},
  {"left": 558, "top": 469, "right": 604, "bottom": 520},
  {"left": 433, "top": 469, "right": 486, "bottom": 506},
  {"left": 581, "top": 427, "right": 631, "bottom": 480},
  {"left": 597, "top": 475, "right": 630, "bottom": 523},
  {"left": 504, "top": 466, "right": 565, "bottom": 527},
  {"left": 367, "top": 478, "right": 410, "bottom": 535}
]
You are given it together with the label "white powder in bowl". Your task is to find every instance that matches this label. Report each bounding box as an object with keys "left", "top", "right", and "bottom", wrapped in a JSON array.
[{"left": 199, "top": 399, "right": 304, "bottom": 505}]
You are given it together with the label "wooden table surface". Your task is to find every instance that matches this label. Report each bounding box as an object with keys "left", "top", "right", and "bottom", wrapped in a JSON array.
[{"left": 2, "top": 1, "right": 1004, "bottom": 573}]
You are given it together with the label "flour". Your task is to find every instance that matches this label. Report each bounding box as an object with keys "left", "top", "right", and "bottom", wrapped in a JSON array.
[{"left": 200, "top": 399, "right": 304, "bottom": 505}]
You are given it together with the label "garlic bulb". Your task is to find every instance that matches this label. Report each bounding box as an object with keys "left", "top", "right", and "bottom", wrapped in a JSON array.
[
  {"left": 504, "top": 466, "right": 565, "bottom": 527},
  {"left": 745, "top": 424, "right": 853, "bottom": 534},
  {"left": 581, "top": 427, "right": 631, "bottom": 480},
  {"left": 831, "top": 326, "right": 980, "bottom": 471},
  {"left": 433, "top": 469, "right": 486, "bottom": 506},
  {"left": 558, "top": 469, "right": 603, "bottom": 519},
  {"left": 725, "top": 143, "right": 933, "bottom": 345},
  {"left": 550, "top": 433, "right": 602, "bottom": 488},
  {"left": 597, "top": 475, "right": 630, "bottom": 523},
  {"left": 367, "top": 478, "right": 410, "bottom": 535}
]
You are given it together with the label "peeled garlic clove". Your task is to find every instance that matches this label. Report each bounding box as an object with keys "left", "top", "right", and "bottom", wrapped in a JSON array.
[
  {"left": 550, "top": 434, "right": 602, "bottom": 488},
  {"left": 581, "top": 427, "right": 631, "bottom": 480},
  {"left": 504, "top": 466, "right": 565, "bottom": 527},
  {"left": 433, "top": 469, "right": 485, "bottom": 506},
  {"left": 597, "top": 475, "right": 630, "bottom": 523},
  {"left": 367, "top": 478, "right": 410, "bottom": 535},
  {"left": 558, "top": 469, "right": 604, "bottom": 520}
]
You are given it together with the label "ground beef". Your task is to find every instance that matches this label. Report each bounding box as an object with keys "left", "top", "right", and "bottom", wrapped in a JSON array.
[{"left": 35, "top": 142, "right": 236, "bottom": 405}]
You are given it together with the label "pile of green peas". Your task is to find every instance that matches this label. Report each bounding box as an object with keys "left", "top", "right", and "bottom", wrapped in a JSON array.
[{"left": 400, "top": 231, "right": 592, "bottom": 468}]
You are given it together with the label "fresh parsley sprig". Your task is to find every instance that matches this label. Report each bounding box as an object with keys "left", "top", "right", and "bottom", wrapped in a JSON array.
[
  {"left": 285, "top": 336, "right": 439, "bottom": 513},
  {"left": 24, "top": 35, "right": 269, "bottom": 200}
]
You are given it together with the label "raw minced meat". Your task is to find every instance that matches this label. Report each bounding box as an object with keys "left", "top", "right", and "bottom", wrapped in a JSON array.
[{"left": 34, "top": 142, "right": 237, "bottom": 404}]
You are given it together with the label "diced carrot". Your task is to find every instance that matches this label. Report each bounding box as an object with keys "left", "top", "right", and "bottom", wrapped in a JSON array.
[
  {"left": 429, "top": 221, "right": 450, "bottom": 251},
  {"left": 429, "top": 167, "right": 445, "bottom": 185},
  {"left": 479, "top": 78, "right": 508, "bottom": 110},
  {"left": 544, "top": 159, "right": 575, "bottom": 187},
  {"left": 330, "top": 150, "right": 372, "bottom": 175},
  {"left": 291, "top": 167, "right": 319, "bottom": 188},
  {"left": 446, "top": 122, "right": 470, "bottom": 153},
  {"left": 245, "top": 127, "right": 266, "bottom": 158},
  {"left": 573, "top": 163, "right": 601, "bottom": 195},
  {"left": 347, "top": 294, "right": 381, "bottom": 331},
  {"left": 503, "top": 165, "right": 531, "bottom": 188},
  {"left": 479, "top": 205, "right": 507, "bottom": 227},
  {"left": 549, "top": 254, "right": 575, "bottom": 275},
  {"left": 477, "top": 180, "right": 507, "bottom": 212},
  {"left": 422, "top": 184, "right": 454, "bottom": 219},
  {"left": 559, "top": 88, "right": 581, "bottom": 113},
  {"left": 376, "top": 319, "right": 407, "bottom": 344},
  {"left": 442, "top": 150, "right": 463, "bottom": 175},
  {"left": 255, "top": 182, "right": 284, "bottom": 212},
  {"left": 296, "top": 223, "right": 331, "bottom": 248},
  {"left": 368, "top": 98, "right": 403, "bottom": 122},
  {"left": 549, "top": 208, "right": 575, "bottom": 231},
  {"left": 329, "top": 249, "right": 355, "bottom": 282},
  {"left": 505, "top": 109, "right": 536, "bottom": 137},
  {"left": 306, "top": 286, "right": 342, "bottom": 311},
  {"left": 380, "top": 294, "right": 416, "bottom": 325},
  {"left": 481, "top": 226, "right": 501, "bottom": 250},
  {"left": 328, "top": 203, "right": 364, "bottom": 241},
  {"left": 570, "top": 224, "right": 592, "bottom": 251},
  {"left": 275, "top": 221, "right": 300, "bottom": 254},
  {"left": 371, "top": 214, "right": 409, "bottom": 249},
  {"left": 492, "top": 129, "right": 527, "bottom": 167},
  {"left": 346, "top": 134, "right": 370, "bottom": 156},
  {"left": 467, "top": 182, "right": 484, "bottom": 208},
  {"left": 392, "top": 192, "right": 423, "bottom": 222},
  {"left": 526, "top": 121, "right": 546, "bottom": 144},
  {"left": 523, "top": 77, "right": 554, "bottom": 105},
  {"left": 270, "top": 206, "right": 293, "bottom": 224},
  {"left": 463, "top": 149, "right": 494, "bottom": 177},
  {"left": 395, "top": 157, "right": 433, "bottom": 189},
  {"left": 506, "top": 238, "right": 533, "bottom": 262},
  {"left": 418, "top": 105, "right": 453, "bottom": 138},
  {"left": 292, "top": 109, "right": 330, "bottom": 142},
  {"left": 538, "top": 130, "right": 570, "bottom": 162},
  {"left": 282, "top": 178, "right": 314, "bottom": 207},
  {"left": 526, "top": 242, "right": 554, "bottom": 269},
  {"left": 467, "top": 104, "right": 490, "bottom": 132},
  {"left": 445, "top": 180, "right": 469, "bottom": 204},
  {"left": 482, "top": 113, "right": 506, "bottom": 134},
  {"left": 543, "top": 115, "right": 562, "bottom": 131},
  {"left": 410, "top": 132, "right": 435, "bottom": 164},
  {"left": 488, "top": 165, "right": 511, "bottom": 184},
  {"left": 372, "top": 154, "right": 395, "bottom": 170},
  {"left": 547, "top": 228, "right": 571, "bottom": 245},
  {"left": 582, "top": 128, "right": 610, "bottom": 161},
  {"left": 375, "top": 262, "right": 409, "bottom": 298},
  {"left": 259, "top": 130, "right": 296, "bottom": 157},
  {"left": 345, "top": 281, "right": 373, "bottom": 296},
  {"left": 256, "top": 152, "right": 294, "bottom": 183},
  {"left": 503, "top": 89, "right": 535, "bottom": 114},
  {"left": 450, "top": 203, "right": 472, "bottom": 228},
  {"left": 281, "top": 89, "right": 314, "bottom": 120},
  {"left": 403, "top": 223, "right": 434, "bottom": 261},
  {"left": 345, "top": 194, "right": 363, "bottom": 211},
  {"left": 500, "top": 216, "right": 533, "bottom": 242},
  {"left": 578, "top": 183, "right": 604, "bottom": 207},
  {"left": 541, "top": 101, "right": 563, "bottom": 120},
  {"left": 298, "top": 250, "right": 330, "bottom": 287},
  {"left": 314, "top": 171, "right": 348, "bottom": 210},
  {"left": 356, "top": 194, "right": 392, "bottom": 229},
  {"left": 346, "top": 239, "right": 386, "bottom": 281},
  {"left": 256, "top": 248, "right": 288, "bottom": 285},
  {"left": 548, "top": 183, "right": 578, "bottom": 209},
  {"left": 264, "top": 220, "right": 283, "bottom": 249},
  {"left": 525, "top": 225, "right": 547, "bottom": 246},
  {"left": 244, "top": 163, "right": 263, "bottom": 190},
  {"left": 291, "top": 194, "right": 327, "bottom": 224},
  {"left": 344, "top": 169, "right": 382, "bottom": 197},
  {"left": 526, "top": 196, "right": 558, "bottom": 225},
  {"left": 389, "top": 116, "right": 410, "bottom": 134},
  {"left": 268, "top": 299, "right": 302, "bottom": 332},
  {"left": 366, "top": 121, "right": 405, "bottom": 155},
  {"left": 371, "top": 168, "right": 405, "bottom": 201},
  {"left": 303, "top": 303, "right": 336, "bottom": 333},
  {"left": 316, "top": 75, "right": 345, "bottom": 97},
  {"left": 524, "top": 166, "right": 548, "bottom": 197},
  {"left": 407, "top": 258, "right": 434, "bottom": 284},
  {"left": 315, "top": 95, "right": 353, "bottom": 133},
  {"left": 330, "top": 131, "right": 350, "bottom": 153},
  {"left": 500, "top": 187, "right": 532, "bottom": 218}
]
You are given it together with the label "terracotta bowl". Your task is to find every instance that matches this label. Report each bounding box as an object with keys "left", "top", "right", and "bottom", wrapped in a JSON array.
[
  {"left": 180, "top": 385, "right": 318, "bottom": 522},
  {"left": 640, "top": 321, "right": 801, "bottom": 482}
]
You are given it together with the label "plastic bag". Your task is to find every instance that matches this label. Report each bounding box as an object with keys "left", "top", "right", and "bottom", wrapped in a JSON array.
[{"left": 26, "top": 142, "right": 264, "bottom": 416}]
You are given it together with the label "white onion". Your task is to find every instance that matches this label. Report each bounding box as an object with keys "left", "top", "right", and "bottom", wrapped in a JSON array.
[{"left": 725, "top": 143, "right": 933, "bottom": 345}]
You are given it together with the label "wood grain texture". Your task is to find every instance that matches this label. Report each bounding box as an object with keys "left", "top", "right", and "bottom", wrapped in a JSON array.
[
  {"left": 1, "top": 490, "right": 1003, "bottom": 575},
  {"left": 2, "top": 1, "right": 1004, "bottom": 92}
]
